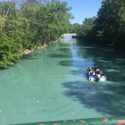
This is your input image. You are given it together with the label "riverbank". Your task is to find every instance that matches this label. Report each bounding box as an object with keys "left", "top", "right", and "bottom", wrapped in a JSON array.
[
  {"left": 63, "top": 33, "right": 77, "bottom": 36},
  {"left": 0, "top": 41, "right": 57, "bottom": 69},
  {"left": 22, "top": 41, "right": 56, "bottom": 55}
]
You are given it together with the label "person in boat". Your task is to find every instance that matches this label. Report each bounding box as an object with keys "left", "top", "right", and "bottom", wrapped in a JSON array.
[
  {"left": 95, "top": 68, "right": 106, "bottom": 81},
  {"left": 88, "top": 67, "right": 94, "bottom": 74},
  {"left": 87, "top": 67, "right": 98, "bottom": 81}
]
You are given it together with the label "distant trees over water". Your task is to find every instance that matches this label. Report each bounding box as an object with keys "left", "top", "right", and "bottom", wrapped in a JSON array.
[
  {"left": 72, "top": 0, "right": 125, "bottom": 49},
  {"left": 0, "top": 0, "right": 72, "bottom": 69}
]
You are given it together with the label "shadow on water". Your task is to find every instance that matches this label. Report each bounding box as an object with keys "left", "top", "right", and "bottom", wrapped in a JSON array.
[
  {"left": 59, "top": 60, "right": 72, "bottom": 66},
  {"left": 49, "top": 54, "right": 70, "bottom": 58},
  {"left": 22, "top": 54, "right": 38, "bottom": 60},
  {"left": 61, "top": 81, "right": 125, "bottom": 116},
  {"left": 57, "top": 48, "right": 70, "bottom": 52}
]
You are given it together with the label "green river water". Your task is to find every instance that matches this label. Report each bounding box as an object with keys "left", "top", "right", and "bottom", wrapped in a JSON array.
[{"left": 0, "top": 35, "right": 125, "bottom": 125}]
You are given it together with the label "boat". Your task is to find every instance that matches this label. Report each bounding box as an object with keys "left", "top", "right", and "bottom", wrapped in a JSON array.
[{"left": 87, "top": 67, "right": 106, "bottom": 82}]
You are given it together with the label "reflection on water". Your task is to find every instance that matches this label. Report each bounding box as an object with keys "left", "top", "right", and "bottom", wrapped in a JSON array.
[{"left": 0, "top": 35, "right": 125, "bottom": 125}]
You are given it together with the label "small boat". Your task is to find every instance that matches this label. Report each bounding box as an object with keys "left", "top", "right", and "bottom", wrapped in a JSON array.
[{"left": 87, "top": 67, "right": 106, "bottom": 82}]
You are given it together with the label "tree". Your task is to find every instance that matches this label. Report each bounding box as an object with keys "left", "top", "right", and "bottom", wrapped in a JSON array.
[
  {"left": 75, "top": 0, "right": 125, "bottom": 48},
  {"left": 0, "top": 0, "right": 72, "bottom": 69},
  {"left": 95, "top": 0, "right": 125, "bottom": 47}
]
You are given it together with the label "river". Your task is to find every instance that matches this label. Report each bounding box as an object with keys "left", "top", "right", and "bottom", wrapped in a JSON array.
[{"left": 0, "top": 35, "right": 125, "bottom": 125}]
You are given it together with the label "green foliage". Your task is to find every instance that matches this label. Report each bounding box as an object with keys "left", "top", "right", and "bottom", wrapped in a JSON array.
[
  {"left": 72, "top": 23, "right": 82, "bottom": 33},
  {"left": 78, "top": 17, "right": 96, "bottom": 38},
  {"left": 94, "top": 0, "right": 125, "bottom": 47},
  {"left": 72, "top": 17, "right": 96, "bottom": 40},
  {"left": 0, "top": 0, "right": 72, "bottom": 69},
  {"left": 0, "top": 32, "right": 21, "bottom": 69},
  {"left": 75, "top": 0, "right": 125, "bottom": 48}
]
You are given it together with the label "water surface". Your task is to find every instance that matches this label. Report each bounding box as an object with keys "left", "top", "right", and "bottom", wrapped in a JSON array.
[{"left": 0, "top": 35, "right": 125, "bottom": 125}]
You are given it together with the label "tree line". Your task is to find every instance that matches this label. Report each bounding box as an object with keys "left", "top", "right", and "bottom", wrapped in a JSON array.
[
  {"left": 72, "top": 0, "right": 125, "bottom": 49},
  {"left": 0, "top": 0, "right": 72, "bottom": 69}
]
